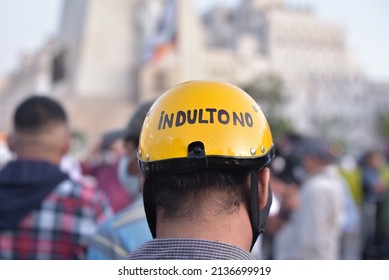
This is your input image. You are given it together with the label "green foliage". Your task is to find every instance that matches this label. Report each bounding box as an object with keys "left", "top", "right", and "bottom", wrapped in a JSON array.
[
  {"left": 241, "top": 73, "right": 284, "bottom": 117},
  {"left": 240, "top": 73, "right": 294, "bottom": 141},
  {"left": 377, "top": 114, "right": 389, "bottom": 140},
  {"left": 267, "top": 118, "right": 294, "bottom": 141}
]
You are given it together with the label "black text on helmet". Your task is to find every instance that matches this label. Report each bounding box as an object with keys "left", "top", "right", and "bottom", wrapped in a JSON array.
[{"left": 157, "top": 108, "right": 254, "bottom": 130}]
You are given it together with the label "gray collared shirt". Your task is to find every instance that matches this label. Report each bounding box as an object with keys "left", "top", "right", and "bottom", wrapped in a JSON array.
[{"left": 126, "top": 238, "right": 254, "bottom": 260}]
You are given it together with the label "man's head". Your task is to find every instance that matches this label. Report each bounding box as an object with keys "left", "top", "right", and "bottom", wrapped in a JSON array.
[
  {"left": 8, "top": 95, "right": 70, "bottom": 164},
  {"left": 137, "top": 81, "right": 275, "bottom": 249},
  {"left": 115, "top": 100, "right": 155, "bottom": 197},
  {"left": 123, "top": 101, "right": 155, "bottom": 148},
  {"left": 363, "top": 150, "right": 385, "bottom": 169},
  {"left": 296, "top": 136, "right": 334, "bottom": 174}
]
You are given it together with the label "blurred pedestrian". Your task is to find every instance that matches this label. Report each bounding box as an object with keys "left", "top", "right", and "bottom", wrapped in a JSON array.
[
  {"left": 360, "top": 150, "right": 388, "bottom": 259},
  {"left": 253, "top": 142, "right": 302, "bottom": 260},
  {"left": 273, "top": 136, "right": 344, "bottom": 259},
  {"left": 60, "top": 153, "right": 84, "bottom": 183},
  {"left": 87, "top": 100, "right": 154, "bottom": 259},
  {"left": 253, "top": 174, "right": 299, "bottom": 260},
  {"left": 338, "top": 154, "right": 363, "bottom": 207},
  {"left": 383, "top": 182, "right": 389, "bottom": 258},
  {"left": 0, "top": 132, "right": 13, "bottom": 170},
  {"left": 338, "top": 154, "right": 363, "bottom": 259},
  {"left": 0, "top": 95, "right": 112, "bottom": 259},
  {"left": 81, "top": 131, "right": 132, "bottom": 213}
]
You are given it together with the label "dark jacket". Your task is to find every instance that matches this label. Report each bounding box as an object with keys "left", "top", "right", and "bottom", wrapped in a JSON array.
[{"left": 0, "top": 159, "right": 68, "bottom": 230}]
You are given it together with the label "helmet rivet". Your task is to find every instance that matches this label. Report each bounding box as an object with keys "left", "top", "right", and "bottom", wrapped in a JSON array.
[
  {"left": 138, "top": 150, "right": 142, "bottom": 157},
  {"left": 250, "top": 148, "right": 257, "bottom": 155},
  {"left": 252, "top": 105, "right": 258, "bottom": 112},
  {"left": 145, "top": 153, "right": 150, "bottom": 161},
  {"left": 261, "top": 146, "right": 265, "bottom": 153},
  {"left": 194, "top": 146, "right": 202, "bottom": 155}
]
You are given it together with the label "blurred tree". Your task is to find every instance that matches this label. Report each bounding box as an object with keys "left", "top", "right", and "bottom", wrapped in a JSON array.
[
  {"left": 377, "top": 114, "right": 389, "bottom": 140},
  {"left": 240, "top": 73, "right": 294, "bottom": 141}
]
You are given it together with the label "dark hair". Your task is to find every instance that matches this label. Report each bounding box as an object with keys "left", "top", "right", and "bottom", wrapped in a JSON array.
[
  {"left": 14, "top": 95, "right": 67, "bottom": 131},
  {"left": 360, "top": 150, "right": 382, "bottom": 167},
  {"left": 123, "top": 100, "right": 155, "bottom": 147},
  {"left": 295, "top": 136, "right": 334, "bottom": 163},
  {"left": 143, "top": 168, "right": 250, "bottom": 219}
]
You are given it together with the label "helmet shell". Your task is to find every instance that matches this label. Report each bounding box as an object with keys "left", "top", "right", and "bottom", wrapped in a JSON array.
[{"left": 138, "top": 80, "right": 274, "bottom": 171}]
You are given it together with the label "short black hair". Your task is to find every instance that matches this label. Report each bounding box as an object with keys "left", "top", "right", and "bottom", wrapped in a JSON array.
[
  {"left": 295, "top": 136, "right": 334, "bottom": 163},
  {"left": 123, "top": 100, "right": 155, "bottom": 147},
  {"left": 143, "top": 168, "right": 250, "bottom": 219},
  {"left": 14, "top": 95, "right": 67, "bottom": 131}
]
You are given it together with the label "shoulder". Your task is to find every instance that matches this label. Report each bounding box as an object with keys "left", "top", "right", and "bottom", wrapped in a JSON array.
[
  {"left": 301, "top": 169, "right": 344, "bottom": 205},
  {"left": 96, "top": 199, "right": 146, "bottom": 234},
  {"left": 52, "top": 178, "right": 105, "bottom": 202},
  {"left": 47, "top": 178, "right": 113, "bottom": 218},
  {"left": 87, "top": 200, "right": 150, "bottom": 259},
  {"left": 113, "top": 200, "right": 146, "bottom": 228}
]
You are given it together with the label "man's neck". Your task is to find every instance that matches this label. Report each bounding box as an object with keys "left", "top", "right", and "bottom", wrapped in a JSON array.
[
  {"left": 15, "top": 149, "right": 61, "bottom": 165},
  {"left": 156, "top": 206, "right": 252, "bottom": 252}
]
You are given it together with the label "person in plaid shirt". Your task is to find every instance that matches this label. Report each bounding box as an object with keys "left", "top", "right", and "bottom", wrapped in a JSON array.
[{"left": 0, "top": 95, "right": 112, "bottom": 259}]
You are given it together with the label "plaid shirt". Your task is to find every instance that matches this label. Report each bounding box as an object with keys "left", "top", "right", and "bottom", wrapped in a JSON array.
[
  {"left": 126, "top": 238, "right": 254, "bottom": 260},
  {"left": 0, "top": 179, "right": 112, "bottom": 259}
]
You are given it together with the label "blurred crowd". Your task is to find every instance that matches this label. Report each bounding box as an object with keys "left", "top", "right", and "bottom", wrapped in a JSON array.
[
  {"left": 255, "top": 133, "right": 389, "bottom": 260},
  {"left": 0, "top": 95, "right": 389, "bottom": 260}
]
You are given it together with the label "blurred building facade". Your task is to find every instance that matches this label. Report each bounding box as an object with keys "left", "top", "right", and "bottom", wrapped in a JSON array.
[
  {"left": 140, "top": 0, "right": 388, "bottom": 153},
  {"left": 0, "top": 0, "right": 145, "bottom": 150},
  {"left": 0, "top": 0, "right": 388, "bottom": 154}
]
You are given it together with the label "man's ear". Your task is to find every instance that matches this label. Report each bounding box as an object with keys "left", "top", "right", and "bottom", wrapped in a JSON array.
[
  {"left": 258, "top": 167, "right": 270, "bottom": 209},
  {"left": 60, "top": 131, "right": 71, "bottom": 156},
  {"left": 140, "top": 173, "right": 145, "bottom": 192}
]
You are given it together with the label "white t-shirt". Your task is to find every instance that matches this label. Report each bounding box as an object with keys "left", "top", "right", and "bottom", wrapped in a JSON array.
[{"left": 273, "top": 165, "right": 344, "bottom": 259}]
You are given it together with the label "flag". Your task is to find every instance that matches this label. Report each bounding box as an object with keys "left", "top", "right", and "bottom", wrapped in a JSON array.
[{"left": 143, "top": 0, "right": 177, "bottom": 64}]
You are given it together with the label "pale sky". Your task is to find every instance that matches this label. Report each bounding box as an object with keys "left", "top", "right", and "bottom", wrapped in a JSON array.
[
  {"left": 284, "top": 0, "right": 389, "bottom": 82},
  {"left": 0, "top": 0, "right": 388, "bottom": 82}
]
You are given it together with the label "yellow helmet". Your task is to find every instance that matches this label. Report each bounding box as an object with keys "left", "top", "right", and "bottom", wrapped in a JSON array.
[{"left": 138, "top": 80, "right": 274, "bottom": 172}]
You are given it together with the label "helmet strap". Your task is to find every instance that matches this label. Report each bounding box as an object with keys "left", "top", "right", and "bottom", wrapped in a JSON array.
[
  {"left": 142, "top": 184, "right": 157, "bottom": 238},
  {"left": 249, "top": 169, "right": 260, "bottom": 250},
  {"left": 249, "top": 169, "right": 272, "bottom": 251}
]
